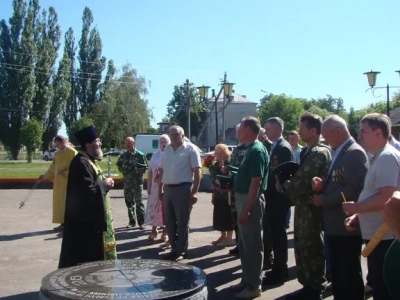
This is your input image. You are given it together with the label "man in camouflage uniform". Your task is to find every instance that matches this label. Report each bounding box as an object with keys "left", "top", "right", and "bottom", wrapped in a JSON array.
[
  {"left": 276, "top": 112, "right": 332, "bottom": 300},
  {"left": 227, "top": 123, "right": 248, "bottom": 256},
  {"left": 117, "top": 137, "right": 148, "bottom": 229}
]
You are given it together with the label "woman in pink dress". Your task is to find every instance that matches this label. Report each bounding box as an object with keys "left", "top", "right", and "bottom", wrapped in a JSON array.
[{"left": 145, "top": 134, "right": 170, "bottom": 241}]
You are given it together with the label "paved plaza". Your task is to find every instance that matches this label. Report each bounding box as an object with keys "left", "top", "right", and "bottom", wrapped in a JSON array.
[{"left": 0, "top": 189, "right": 370, "bottom": 299}]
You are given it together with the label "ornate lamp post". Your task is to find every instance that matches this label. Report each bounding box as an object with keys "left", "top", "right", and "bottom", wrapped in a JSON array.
[
  {"left": 197, "top": 80, "right": 235, "bottom": 145},
  {"left": 363, "top": 70, "right": 400, "bottom": 116}
]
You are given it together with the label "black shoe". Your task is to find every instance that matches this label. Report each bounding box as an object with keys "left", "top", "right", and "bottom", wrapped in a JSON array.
[
  {"left": 285, "top": 287, "right": 322, "bottom": 300},
  {"left": 229, "top": 246, "right": 239, "bottom": 255},
  {"left": 127, "top": 222, "right": 136, "bottom": 228},
  {"left": 163, "top": 252, "right": 187, "bottom": 261},
  {"left": 262, "top": 270, "right": 288, "bottom": 286},
  {"left": 139, "top": 224, "right": 146, "bottom": 230}
]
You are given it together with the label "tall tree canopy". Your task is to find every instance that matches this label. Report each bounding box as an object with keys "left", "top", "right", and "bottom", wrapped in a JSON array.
[
  {"left": 166, "top": 82, "right": 207, "bottom": 138},
  {"left": 90, "top": 63, "right": 152, "bottom": 148}
]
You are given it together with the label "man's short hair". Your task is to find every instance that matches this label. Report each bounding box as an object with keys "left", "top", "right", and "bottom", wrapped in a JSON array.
[
  {"left": 169, "top": 125, "right": 184, "bottom": 136},
  {"left": 361, "top": 113, "right": 391, "bottom": 139},
  {"left": 300, "top": 112, "right": 323, "bottom": 135},
  {"left": 54, "top": 135, "right": 66, "bottom": 143},
  {"left": 288, "top": 130, "right": 299, "bottom": 137},
  {"left": 241, "top": 116, "right": 261, "bottom": 135},
  {"left": 266, "top": 117, "right": 284, "bottom": 131}
]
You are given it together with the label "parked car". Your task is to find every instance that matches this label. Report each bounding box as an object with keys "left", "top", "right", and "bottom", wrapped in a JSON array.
[
  {"left": 43, "top": 148, "right": 58, "bottom": 161},
  {"left": 103, "top": 149, "right": 123, "bottom": 157}
]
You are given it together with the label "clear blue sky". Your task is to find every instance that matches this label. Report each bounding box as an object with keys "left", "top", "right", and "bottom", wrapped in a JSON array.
[{"left": 1, "top": 0, "right": 400, "bottom": 137}]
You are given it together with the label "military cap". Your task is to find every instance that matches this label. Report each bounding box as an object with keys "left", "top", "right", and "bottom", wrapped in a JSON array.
[
  {"left": 216, "top": 171, "right": 237, "bottom": 190},
  {"left": 272, "top": 161, "right": 299, "bottom": 184}
]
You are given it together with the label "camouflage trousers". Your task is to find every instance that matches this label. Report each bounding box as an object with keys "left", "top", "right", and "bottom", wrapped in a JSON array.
[
  {"left": 124, "top": 183, "right": 145, "bottom": 226},
  {"left": 294, "top": 204, "right": 326, "bottom": 290}
]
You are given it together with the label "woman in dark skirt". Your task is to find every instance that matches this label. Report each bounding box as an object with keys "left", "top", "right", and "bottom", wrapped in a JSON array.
[{"left": 210, "top": 144, "right": 235, "bottom": 247}]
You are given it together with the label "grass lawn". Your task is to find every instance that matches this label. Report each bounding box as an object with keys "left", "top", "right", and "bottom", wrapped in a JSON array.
[
  {"left": 0, "top": 155, "right": 208, "bottom": 178},
  {"left": 0, "top": 156, "right": 130, "bottom": 178}
]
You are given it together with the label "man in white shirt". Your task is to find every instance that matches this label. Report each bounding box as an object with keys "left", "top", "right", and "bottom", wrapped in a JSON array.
[
  {"left": 288, "top": 130, "right": 303, "bottom": 164},
  {"left": 343, "top": 113, "right": 400, "bottom": 300},
  {"left": 158, "top": 126, "right": 202, "bottom": 261}
]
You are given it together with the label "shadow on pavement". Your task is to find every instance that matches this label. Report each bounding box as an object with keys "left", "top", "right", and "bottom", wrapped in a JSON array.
[
  {"left": 206, "top": 264, "right": 242, "bottom": 299},
  {"left": 0, "top": 229, "right": 57, "bottom": 241},
  {"left": 2, "top": 291, "right": 38, "bottom": 299},
  {"left": 190, "top": 226, "right": 213, "bottom": 233}
]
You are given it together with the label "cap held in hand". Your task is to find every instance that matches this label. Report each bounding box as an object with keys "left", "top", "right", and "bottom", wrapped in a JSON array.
[{"left": 272, "top": 161, "right": 300, "bottom": 185}]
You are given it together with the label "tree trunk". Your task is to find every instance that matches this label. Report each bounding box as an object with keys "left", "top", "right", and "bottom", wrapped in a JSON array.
[
  {"left": 10, "top": 147, "right": 19, "bottom": 160},
  {"left": 27, "top": 150, "right": 33, "bottom": 163}
]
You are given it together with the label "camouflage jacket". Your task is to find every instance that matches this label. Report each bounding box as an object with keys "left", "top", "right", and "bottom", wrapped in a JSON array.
[
  {"left": 230, "top": 143, "right": 248, "bottom": 167},
  {"left": 116, "top": 150, "right": 148, "bottom": 183},
  {"left": 281, "top": 141, "right": 332, "bottom": 206}
]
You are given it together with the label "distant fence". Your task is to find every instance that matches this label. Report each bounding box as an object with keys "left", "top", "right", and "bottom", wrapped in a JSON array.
[{"left": 0, "top": 152, "right": 42, "bottom": 161}]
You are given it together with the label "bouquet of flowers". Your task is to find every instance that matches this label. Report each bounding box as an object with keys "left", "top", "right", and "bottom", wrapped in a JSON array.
[{"left": 203, "top": 155, "right": 218, "bottom": 180}]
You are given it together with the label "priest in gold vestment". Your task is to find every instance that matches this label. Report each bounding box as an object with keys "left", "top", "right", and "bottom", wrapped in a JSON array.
[{"left": 40, "top": 136, "right": 77, "bottom": 229}]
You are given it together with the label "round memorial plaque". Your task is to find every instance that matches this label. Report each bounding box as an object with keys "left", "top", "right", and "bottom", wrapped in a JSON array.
[{"left": 39, "top": 259, "right": 207, "bottom": 300}]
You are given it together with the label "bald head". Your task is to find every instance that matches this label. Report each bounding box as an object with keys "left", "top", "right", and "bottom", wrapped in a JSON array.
[
  {"left": 125, "top": 136, "right": 135, "bottom": 152},
  {"left": 323, "top": 115, "right": 349, "bottom": 132},
  {"left": 322, "top": 115, "right": 350, "bottom": 148}
]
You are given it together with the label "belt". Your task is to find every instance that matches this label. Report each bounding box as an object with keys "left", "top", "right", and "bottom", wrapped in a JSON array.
[{"left": 165, "top": 182, "right": 192, "bottom": 187}]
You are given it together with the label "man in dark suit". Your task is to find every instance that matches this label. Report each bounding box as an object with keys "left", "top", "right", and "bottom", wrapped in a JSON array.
[
  {"left": 312, "top": 115, "right": 368, "bottom": 300},
  {"left": 262, "top": 117, "right": 294, "bottom": 285}
]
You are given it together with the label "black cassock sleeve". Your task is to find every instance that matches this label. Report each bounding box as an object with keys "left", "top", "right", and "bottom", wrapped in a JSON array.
[{"left": 65, "top": 155, "right": 108, "bottom": 231}]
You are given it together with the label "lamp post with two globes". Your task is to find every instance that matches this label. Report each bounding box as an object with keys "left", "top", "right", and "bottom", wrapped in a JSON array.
[
  {"left": 363, "top": 70, "right": 400, "bottom": 116},
  {"left": 197, "top": 75, "right": 235, "bottom": 145}
]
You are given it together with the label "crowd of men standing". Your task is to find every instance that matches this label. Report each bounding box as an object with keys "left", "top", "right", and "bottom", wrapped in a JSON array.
[{"left": 226, "top": 112, "right": 400, "bottom": 300}]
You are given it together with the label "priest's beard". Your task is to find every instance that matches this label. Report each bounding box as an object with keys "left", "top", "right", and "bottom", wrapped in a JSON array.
[
  {"left": 94, "top": 148, "right": 103, "bottom": 160},
  {"left": 88, "top": 148, "right": 103, "bottom": 161}
]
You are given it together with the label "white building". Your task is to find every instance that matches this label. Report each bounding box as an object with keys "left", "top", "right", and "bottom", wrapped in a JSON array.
[{"left": 196, "top": 93, "right": 257, "bottom": 149}]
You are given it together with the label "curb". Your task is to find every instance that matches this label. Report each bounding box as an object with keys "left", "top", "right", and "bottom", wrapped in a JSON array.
[{"left": 0, "top": 175, "right": 213, "bottom": 193}]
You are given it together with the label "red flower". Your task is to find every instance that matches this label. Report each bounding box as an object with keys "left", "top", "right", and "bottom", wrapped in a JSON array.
[{"left": 203, "top": 155, "right": 215, "bottom": 167}]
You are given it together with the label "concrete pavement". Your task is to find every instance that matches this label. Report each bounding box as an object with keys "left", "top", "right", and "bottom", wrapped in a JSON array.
[{"left": 0, "top": 190, "right": 370, "bottom": 299}]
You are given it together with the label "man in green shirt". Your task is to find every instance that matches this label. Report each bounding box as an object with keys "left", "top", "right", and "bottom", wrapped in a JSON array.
[{"left": 230, "top": 116, "right": 269, "bottom": 299}]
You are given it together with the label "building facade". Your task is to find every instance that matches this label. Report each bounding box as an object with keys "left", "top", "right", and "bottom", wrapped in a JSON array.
[{"left": 197, "top": 93, "right": 257, "bottom": 149}]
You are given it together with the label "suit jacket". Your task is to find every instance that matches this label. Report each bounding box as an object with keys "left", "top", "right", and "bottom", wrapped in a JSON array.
[
  {"left": 265, "top": 138, "right": 294, "bottom": 207},
  {"left": 320, "top": 138, "right": 368, "bottom": 236}
]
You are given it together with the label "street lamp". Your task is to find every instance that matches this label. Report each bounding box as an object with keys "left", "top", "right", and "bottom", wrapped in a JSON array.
[
  {"left": 223, "top": 82, "right": 235, "bottom": 97},
  {"left": 196, "top": 72, "right": 234, "bottom": 146},
  {"left": 197, "top": 85, "right": 210, "bottom": 100},
  {"left": 363, "top": 70, "right": 400, "bottom": 116}
]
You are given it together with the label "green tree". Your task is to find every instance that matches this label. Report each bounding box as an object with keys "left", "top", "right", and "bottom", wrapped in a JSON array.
[
  {"left": 20, "top": 118, "right": 44, "bottom": 162},
  {"left": 307, "top": 105, "right": 332, "bottom": 120},
  {"left": 63, "top": 27, "right": 78, "bottom": 133},
  {"left": 257, "top": 94, "right": 305, "bottom": 134},
  {"left": 90, "top": 63, "right": 152, "bottom": 148},
  {"left": 147, "top": 127, "right": 158, "bottom": 133},
  {"left": 165, "top": 82, "right": 207, "bottom": 138},
  {"left": 42, "top": 51, "right": 72, "bottom": 150},
  {"left": 68, "top": 116, "right": 94, "bottom": 146},
  {"left": 0, "top": 0, "right": 37, "bottom": 159},
  {"left": 258, "top": 92, "right": 274, "bottom": 108},
  {"left": 30, "top": 5, "right": 61, "bottom": 124},
  {"left": 76, "top": 7, "right": 106, "bottom": 116}
]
